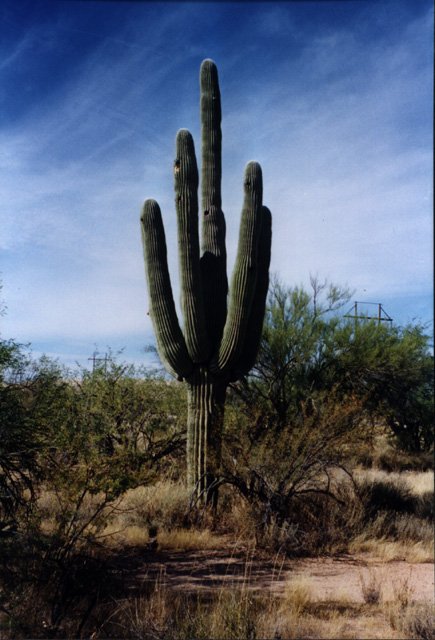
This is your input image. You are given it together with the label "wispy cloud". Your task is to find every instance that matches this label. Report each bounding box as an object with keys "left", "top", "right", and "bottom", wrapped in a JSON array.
[{"left": 1, "top": 1, "right": 432, "bottom": 366}]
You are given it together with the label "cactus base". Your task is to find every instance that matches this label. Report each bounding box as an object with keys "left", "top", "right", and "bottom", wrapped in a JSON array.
[{"left": 187, "top": 367, "right": 227, "bottom": 505}]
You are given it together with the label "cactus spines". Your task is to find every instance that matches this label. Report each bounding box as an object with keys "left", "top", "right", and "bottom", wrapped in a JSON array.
[{"left": 141, "top": 60, "right": 272, "bottom": 502}]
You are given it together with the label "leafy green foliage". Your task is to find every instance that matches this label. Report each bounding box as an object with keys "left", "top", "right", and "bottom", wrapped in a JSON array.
[
  {"left": 46, "top": 355, "right": 186, "bottom": 498},
  {"left": 220, "top": 276, "right": 433, "bottom": 550},
  {"left": 0, "top": 344, "right": 187, "bottom": 636},
  {"left": 0, "top": 340, "right": 65, "bottom": 524},
  {"left": 237, "top": 276, "right": 433, "bottom": 453}
]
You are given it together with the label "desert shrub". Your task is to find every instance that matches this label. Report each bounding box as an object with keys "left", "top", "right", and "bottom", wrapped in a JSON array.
[
  {"left": 0, "top": 343, "right": 68, "bottom": 529},
  {"left": 223, "top": 387, "right": 365, "bottom": 555},
  {"left": 0, "top": 521, "right": 122, "bottom": 639},
  {"left": 214, "top": 487, "right": 256, "bottom": 540},
  {"left": 250, "top": 483, "right": 361, "bottom": 556},
  {"left": 239, "top": 277, "right": 434, "bottom": 454},
  {"left": 0, "top": 350, "right": 188, "bottom": 638}
]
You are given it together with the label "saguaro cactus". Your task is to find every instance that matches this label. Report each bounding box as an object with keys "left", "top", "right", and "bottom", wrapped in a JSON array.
[{"left": 141, "top": 60, "right": 272, "bottom": 502}]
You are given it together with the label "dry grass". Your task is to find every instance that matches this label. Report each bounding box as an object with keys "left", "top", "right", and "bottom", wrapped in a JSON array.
[
  {"left": 282, "top": 576, "right": 312, "bottom": 614},
  {"left": 101, "top": 523, "right": 151, "bottom": 547},
  {"left": 403, "top": 471, "right": 434, "bottom": 496},
  {"left": 359, "top": 567, "right": 384, "bottom": 604},
  {"left": 391, "top": 571, "right": 415, "bottom": 609},
  {"left": 97, "top": 573, "right": 411, "bottom": 640},
  {"left": 389, "top": 598, "right": 434, "bottom": 639},
  {"left": 36, "top": 469, "right": 433, "bottom": 565},
  {"left": 100, "top": 522, "right": 227, "bottom": 550},
  {"left": 354, "top": 468, "right": 434, "bottom": 496},
  {"left": 101, "top": 576, "right": 325, "bottom": 639},
  {"left": 350, "top": 467, "right": 434, "bottom": 563},
  {"left": 115, "top": 481, "right": 190, "bottom": 530},
  {"left": 399, "top": 603, "right": 435, "bottom": 640},
  {"left": 157, "top": 528, "right": 228, "bottom": 550},
  {"left": 349, "top": 537, "right": 434, "bottom": 563}
]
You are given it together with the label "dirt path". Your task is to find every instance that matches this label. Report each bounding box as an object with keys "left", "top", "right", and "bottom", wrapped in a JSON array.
[{"left": 119, "top": 545, "right": 434, "bottom": 604}]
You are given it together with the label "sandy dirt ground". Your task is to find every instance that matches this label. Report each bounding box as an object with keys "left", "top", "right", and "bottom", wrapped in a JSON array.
[{"left": 122, "top": 545, "right": 434, "bottom": 604}]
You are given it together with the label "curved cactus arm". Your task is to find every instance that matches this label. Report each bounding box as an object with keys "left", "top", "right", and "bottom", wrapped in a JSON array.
[
  {"left": 141, "top": 199, "right": 193, "bottom": 380},
  {"left": 175, "top": 129, "right": 210, "bottom": 363},
  {"left": 231, "top": 206, "right": 272, "bottom": 380},
  {"left": 213, "top": 161, "right": 263, "bottom": 375},
  {"left": 199, "top": 59, "right": 228, "bottom": 349}
]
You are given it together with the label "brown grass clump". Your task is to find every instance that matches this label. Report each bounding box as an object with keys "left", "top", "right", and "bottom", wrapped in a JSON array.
[
  {"left": 400, "top": 603, "right": 435, "bottom": 640},
  {"left": 359, "top": 567, "right": 384, "bottom": 605},
  {"left": 282, "top": 576, "right": 312, "bottom": 614}
]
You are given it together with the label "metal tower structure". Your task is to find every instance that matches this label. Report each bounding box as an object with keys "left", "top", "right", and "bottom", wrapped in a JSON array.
[{"left": 344, "top": 301, "right": 393, "bottom": 325}]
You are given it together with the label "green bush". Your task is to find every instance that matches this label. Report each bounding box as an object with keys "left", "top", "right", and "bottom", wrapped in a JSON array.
[
  {"left": 0, "top": 348, "right": 188, "bottom": 638},
  {"left": 240, "top": 277, "right": 434, "bottom": 454}
]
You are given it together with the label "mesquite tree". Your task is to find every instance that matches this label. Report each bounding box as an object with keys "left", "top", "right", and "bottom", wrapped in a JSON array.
[{"left": 141, "top": 60, "right": 272, "bottom": 502}]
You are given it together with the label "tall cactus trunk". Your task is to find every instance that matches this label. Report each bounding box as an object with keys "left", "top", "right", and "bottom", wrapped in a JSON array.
[{"left": 187, "top": 368, "right": 227, "bottom": 504}]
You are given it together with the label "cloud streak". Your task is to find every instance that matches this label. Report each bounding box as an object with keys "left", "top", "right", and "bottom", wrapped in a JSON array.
[{"left": 1, "top": 0, "right": 432, "bottom": 367}]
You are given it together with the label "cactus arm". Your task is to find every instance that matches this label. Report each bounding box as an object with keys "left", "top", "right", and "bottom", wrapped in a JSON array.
[
  {"left": 200, "top": 58, "right": 222, "bottom": 212},
  {"left": 141, "top": 199, "right": 193, "bottom": 380},
  {"left": 231, "top": 206, "right": 272, "bottom": 380},
  {"left": 199, "top": 59, "right": 228, "bottom": 349},
  {"left": 213, "top": 161, "right": 263, "bottom": 375},
  {"left": 175, "top": 129, "right": 210, "bottom": 363}
]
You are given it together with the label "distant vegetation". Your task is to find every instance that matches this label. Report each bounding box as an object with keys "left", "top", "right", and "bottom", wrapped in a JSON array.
[{"left": 0, "top": 278, "right": 433, "bottom": 638}]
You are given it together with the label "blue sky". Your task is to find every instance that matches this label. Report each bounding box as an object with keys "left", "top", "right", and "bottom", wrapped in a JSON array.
[{"left": 1, "top": 0, "right": 433, "bottom": 369}]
